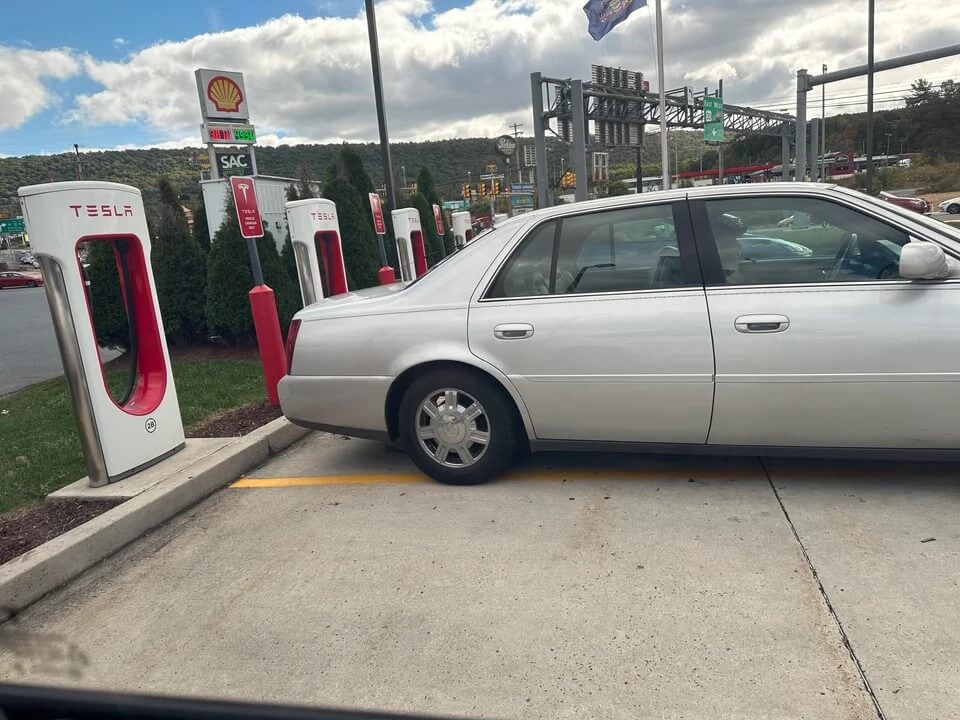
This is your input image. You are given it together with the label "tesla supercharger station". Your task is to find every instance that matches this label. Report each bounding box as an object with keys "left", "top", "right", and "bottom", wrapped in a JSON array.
[
  {"left": 451, "top": 211, "right": 473, "bottom": 249},
  {"left": 285, "top": 198, "right": 349, "bottom": 306},
  {"left": 18, "top": 181, "right": 185, "bottom": 487},
  {"left": 391, "top": 208, "right": 428, "bottom": 282}
]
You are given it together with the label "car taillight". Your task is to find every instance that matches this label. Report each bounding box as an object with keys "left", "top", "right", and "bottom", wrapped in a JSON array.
[{"left": 285, "top": 319, "right": 301, "bottom": 374}]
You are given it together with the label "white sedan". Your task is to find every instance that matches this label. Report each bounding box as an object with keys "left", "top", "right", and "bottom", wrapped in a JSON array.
[
  {"left": 281, "top": 183, "right": 960, "bottom": 484},
  {"left": 939, "top": 197, "right": 960, "bottom": 214}
]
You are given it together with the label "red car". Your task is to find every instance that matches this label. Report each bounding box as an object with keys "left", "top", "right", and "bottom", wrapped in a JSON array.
[
  {"left": 0, "top": 270, "right": 43, "bottom": 288},
  {"left": 879, "top": 191, "right": 931, "bottom": 214}
]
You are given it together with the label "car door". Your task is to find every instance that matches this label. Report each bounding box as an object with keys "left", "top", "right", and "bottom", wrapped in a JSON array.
[
  {"left": 691, "top": 191, "right": 960, "bottom": 449},
  {"left": 468, "top": 200, "right": 715, "bottom": 443}
]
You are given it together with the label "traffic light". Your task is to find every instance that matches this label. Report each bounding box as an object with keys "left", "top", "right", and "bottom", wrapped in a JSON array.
[
  {"left": 462, "top": 183, "right": 471, "bottom": 200},
  {"left": 493, "top": 179, "right": 501, "bottom": 195},
  {"left": 479, "top": 182, "right": 488, "bottom": 196}
]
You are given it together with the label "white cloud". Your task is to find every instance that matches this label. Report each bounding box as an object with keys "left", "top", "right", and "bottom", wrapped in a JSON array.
[
  {"left": 0, "top": 46, "right": 81, "bottom": 131},
  {"left": 43, "top": 0, "right": 960, "bottom": 150},
  {"left": 113, "top": 38, "right": 128, "bottom": 48}
]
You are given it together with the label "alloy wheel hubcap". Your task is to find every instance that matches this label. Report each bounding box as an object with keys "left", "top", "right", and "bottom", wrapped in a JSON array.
[{"left": 416, "top": 388, "right": 490, "bottom": 468}]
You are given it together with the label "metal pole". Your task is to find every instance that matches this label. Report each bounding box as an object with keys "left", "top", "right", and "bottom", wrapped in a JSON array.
[
  {"left": 636, "top": 146, "right": 643, "bottom": 193},
  {"left": 531, "top": 73, "right": 550, "bottom": 208},
  {"left": 570, "top": 79, "right": 588, "bottom": 202},
  {"left": 865, "top": 0, "right": 875, "bottom": 192},
  {"left": 73, "top": 144, "right": 83, "bottom": 181},
  {"left": 781, "top": 127, "right": 790, "bottom": 182},
  {"left": 655, "top": 0, "right": 670, "bottom": 190},
  {"left": 716, "top": 80, "right": 723, "bottom": 185},
  {"left": 207, "top": 143, "right": 219, "bottom": 180},
  {"left": 246, "top": 238, "right": 265, "bottom": 286},
  {"left": 249, "top": 146, "right": 259, "bottom": 176},
  {"left": 796, "top": 69, "right": 809, "bottom": 181},
  {"left": 809, "top": 118, "right": 819, "bottom": 181},
  {"left": 365, "top": 0, "right": 397, "bottom": 211},
  {"left": 821, "top": 63, "right": 827, "bottom": 181}
]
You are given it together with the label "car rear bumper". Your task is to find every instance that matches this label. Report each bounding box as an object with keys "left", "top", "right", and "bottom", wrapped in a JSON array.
[{"left": 278, "top": 374, "right": 392, "bottom": 441}]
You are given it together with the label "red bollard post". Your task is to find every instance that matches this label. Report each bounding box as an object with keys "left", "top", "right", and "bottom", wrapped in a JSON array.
[
  {"left": 248, "top": 285, "right": 286, "bottom": 405},
  {"left": 378, "top": 266, "right": 397, "bottom": 285}
]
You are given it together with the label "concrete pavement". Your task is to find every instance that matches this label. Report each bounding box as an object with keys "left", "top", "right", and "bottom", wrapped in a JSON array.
[{"left": 1, "top": 436, "right": 959, "bottom": 719}]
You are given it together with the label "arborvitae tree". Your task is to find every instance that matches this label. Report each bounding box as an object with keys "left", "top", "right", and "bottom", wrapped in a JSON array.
[
  {"left": 280, "top": 183, "right": 300, "bottom": 286},
  {"left": 151, "top": 177, "right": 207, "bottom": 344},
  {"left": 205, "top": 203, "right": 300, "bottom": 343},
  {"left": 84, "top": 240, "right": 129, "bottom": 349},
  {"left": 193, "top": 200, "right": 211, "bottom": 254}
]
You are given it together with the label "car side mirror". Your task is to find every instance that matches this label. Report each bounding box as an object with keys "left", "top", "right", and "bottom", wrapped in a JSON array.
[{"left": 899, "top": 241, "right": 952, "bottom": 280}]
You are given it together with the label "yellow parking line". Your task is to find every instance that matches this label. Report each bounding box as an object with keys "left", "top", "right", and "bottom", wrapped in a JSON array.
[
  {"left": 230, "top": 468, "right": 746, "bottom": 488},
  {"left": 231, "top": 473, "right": 426, "bottom": 488}
]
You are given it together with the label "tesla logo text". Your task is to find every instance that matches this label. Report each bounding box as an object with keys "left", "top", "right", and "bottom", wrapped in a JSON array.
[
  {"left": 69, "top": 204, "right": 134, "bottom": 218},
  {"left": 310, "top": 212, "right": 335, "bottom": 221}
]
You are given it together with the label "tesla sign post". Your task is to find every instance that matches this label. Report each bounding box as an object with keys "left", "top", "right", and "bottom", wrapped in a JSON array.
[
  {"left": 229, "top": 176, "right": 285, "bottom": 405},
  {"left": 369, "top": 192, "right": 396, "bottom": 285},
  {"left": 432, "top": 203, "right": 447, "bottom": 258}
]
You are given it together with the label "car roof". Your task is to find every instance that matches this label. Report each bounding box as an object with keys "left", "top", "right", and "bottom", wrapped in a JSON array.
[{"left": 513, "top": 183, "right": 851, "bottom": 225}]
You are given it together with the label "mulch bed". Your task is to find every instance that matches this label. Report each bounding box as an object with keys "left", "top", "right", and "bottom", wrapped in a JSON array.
[
  {"left": 1, "top": 397, "right": 281, "bottom": 567},
  {"left": 0, "top": 500, "right": 122, "bottom": 566},
  {"left": 186, "top": 399, "right": 282, "bottom": 438}
]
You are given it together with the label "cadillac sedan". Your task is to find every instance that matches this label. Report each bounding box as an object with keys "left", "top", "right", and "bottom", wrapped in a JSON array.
[{"left": 280, "top": 183, "right": 960, "bottom": 484}]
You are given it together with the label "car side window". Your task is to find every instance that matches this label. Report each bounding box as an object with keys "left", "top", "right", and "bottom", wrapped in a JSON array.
[
  {"left": 556, "top": 205, "right": 685, "bottom": 294},
  {"left": 486, "top": 221, "right": 557, "bottom": 299},
  {"left": 703, "top": 197, "right": 910, "bottom": 285}
]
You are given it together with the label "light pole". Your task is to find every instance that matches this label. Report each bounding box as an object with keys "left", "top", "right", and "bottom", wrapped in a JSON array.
[
  {"left": 821, "top": 64, "right": 827, "bottom": 181},
  {"left": 365, "top": 0, "right": 397, "bottom": 211}
]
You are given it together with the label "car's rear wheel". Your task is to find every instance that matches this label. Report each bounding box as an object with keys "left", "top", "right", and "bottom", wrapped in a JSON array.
[
  {"left": 948, "top": 204, "right": 960, "bottom": 215},
  {"left": 26, "top": 281, "right": 36, "bottom": 288},
  {"left": 400, "top": 369, "right": 520, "bottom": 485}
]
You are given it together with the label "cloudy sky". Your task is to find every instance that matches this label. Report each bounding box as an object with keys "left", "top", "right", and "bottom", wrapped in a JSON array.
[{"left": 1, "top": 0, "right": 958, "bottom": 156}]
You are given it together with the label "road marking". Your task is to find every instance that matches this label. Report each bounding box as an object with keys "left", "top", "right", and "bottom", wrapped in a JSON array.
[{"left": 231, "top": 468, "right": 756, "bottom": 488}]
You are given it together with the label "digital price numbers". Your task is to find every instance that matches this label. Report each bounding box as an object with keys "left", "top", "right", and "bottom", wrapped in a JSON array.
[{"left": 203, "top": 123, "right": 257, "bottom": 144}]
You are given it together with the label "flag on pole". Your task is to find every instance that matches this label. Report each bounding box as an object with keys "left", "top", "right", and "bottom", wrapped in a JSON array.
[{"left": 583, "top": 0, "right": 647, "bottom": 41}]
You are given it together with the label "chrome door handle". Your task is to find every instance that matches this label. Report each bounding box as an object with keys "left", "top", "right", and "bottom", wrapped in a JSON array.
[
  {"left": 734, "top": 314, "right": 790, "bottom": 333},
  {"left": 494, "top": 323, "right": 534, "bottom": 339}
]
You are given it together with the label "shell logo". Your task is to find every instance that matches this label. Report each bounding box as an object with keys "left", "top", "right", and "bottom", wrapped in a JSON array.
[{"left": 207, "top": 76, "right": 244, "bottom": 113}]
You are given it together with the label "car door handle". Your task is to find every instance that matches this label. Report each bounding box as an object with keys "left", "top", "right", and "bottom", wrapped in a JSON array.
[
  {"left": 494, "top": 323, "right": 534, "bottom": 340},
  {"left": 734, "top": 314, "right": 790, "bottom": 333}
]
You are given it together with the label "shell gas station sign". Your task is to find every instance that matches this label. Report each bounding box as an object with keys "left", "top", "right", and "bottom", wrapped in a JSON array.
[{"left": 195, "top": 69, "right": 250, "bottom": 122}]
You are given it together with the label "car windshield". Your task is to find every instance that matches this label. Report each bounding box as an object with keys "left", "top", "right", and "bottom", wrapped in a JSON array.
[{"left": 5, "top": 3, "right": 960, "bottom": 720}]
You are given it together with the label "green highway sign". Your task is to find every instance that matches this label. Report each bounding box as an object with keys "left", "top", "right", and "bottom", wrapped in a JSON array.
[
  {"left": 442, "top": 200, "right": 467, "bottom": 211},
  {"left": 704, "top": 95, "right": 724, "bottom": 143},
  {"left": 0, "top": 217, "right": 24, "bottom": 234}
]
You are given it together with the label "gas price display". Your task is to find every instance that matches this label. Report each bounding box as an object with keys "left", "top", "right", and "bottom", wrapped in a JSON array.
[{"left": 203, "top": 123, "right": 257, "bottom": 144}]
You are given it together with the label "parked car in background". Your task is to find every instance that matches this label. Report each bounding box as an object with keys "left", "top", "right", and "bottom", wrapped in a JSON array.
[
  {"left": 879, "top": 191, "right": 930, "bottom": 214},
  {"left": 938, "top": 196, "right": 960, "bottom": 214},
  {"left": 738, "top": 235, "right": 813, "bottom": 259},
  {"left": 0, "top": 270, "right": 43, "bottom": 288},
  {"left": 281, "top": 183, "right": 960, "bottom": 485},
  {"left": 18, "top": 252, "right": 39, "bottom": 268}
]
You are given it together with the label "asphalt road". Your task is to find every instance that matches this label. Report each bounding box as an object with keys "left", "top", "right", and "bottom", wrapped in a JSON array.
[
  {"left": 0, "top": 287, "right": 65, "bottom": 396},
  {"left": 3, "top": 435, "right": 959, "bottom": 719},
  {"left": 0, "top": 286, "right": 120, "bottom": 397}
]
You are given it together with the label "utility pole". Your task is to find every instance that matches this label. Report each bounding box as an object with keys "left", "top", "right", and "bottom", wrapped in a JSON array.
[
  {"left": 821, "top": 64, "right": 827, "bottom": 181},
  {"left": 655, "top": 0, "right": 670, "bottom": 190},
  {"left": 509, "top": 122, "right": 524, "bottom": 184},
  {"left": 365, "top": 0, "right": 397, "bottom": 211},
  {"left": 73, "top": 144, "right": 83, "bottom": 181},
  {"left": 865, "top": 0, "right": 876, "bottom": 192},
  {"left": 717, "top": 79, "right": 724, "bottom": 185}
]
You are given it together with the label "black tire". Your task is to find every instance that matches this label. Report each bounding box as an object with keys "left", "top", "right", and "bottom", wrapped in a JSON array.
[
  {"left": 26, "top": 281, "right": 36, "bottom": 288},
  {"left": 399, "top": 368, "right": 521, "bottom": 485},
  {"left": 948, "top": 204, "right": 960, "bottom": 215}
]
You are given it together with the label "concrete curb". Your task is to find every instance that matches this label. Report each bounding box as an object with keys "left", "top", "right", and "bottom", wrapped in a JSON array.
[{"left": 0, "top": 418, "right": 311, "bottom": 617}]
